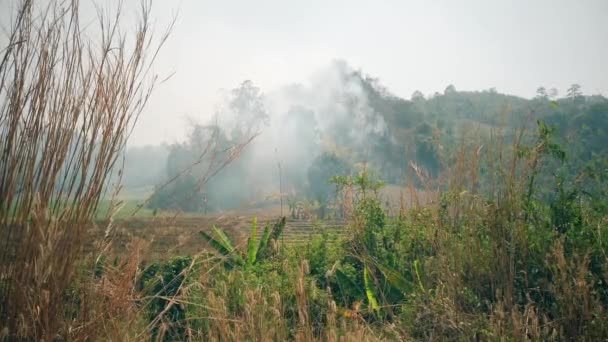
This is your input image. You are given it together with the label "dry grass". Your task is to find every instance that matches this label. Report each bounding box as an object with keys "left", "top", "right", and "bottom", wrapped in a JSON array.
[{"left": 0, "top": 0, "right": 171, "bottom": 339}]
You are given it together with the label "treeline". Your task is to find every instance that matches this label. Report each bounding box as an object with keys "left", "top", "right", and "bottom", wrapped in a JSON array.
[{"left": 121, "top": 65, "right": 607, "bottom": 213}]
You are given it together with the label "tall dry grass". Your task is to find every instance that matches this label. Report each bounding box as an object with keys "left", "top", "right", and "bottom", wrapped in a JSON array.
[{"left": 0, "top": 0, "right": 171, "bottom": 339}]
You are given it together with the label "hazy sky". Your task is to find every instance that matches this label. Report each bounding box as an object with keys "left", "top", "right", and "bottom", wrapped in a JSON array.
[{"left": 3, "top": 0, "right": 607, "bottom": 145}]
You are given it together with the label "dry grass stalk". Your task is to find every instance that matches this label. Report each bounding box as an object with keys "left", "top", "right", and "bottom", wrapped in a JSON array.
[{"left": 0, "top": 0, "right": 171, "bottom": 339}]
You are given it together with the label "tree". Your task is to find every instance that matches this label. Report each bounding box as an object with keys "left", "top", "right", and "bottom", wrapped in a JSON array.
[
  {"left": 411, "top": 90, "right": 425, "bottom": 102},
  {"left": 229, "top": 80, "right": 269, "bottom": 139},
  {"left": 567, "top": 84, "right": 582, "bottom": 99},
  {"left": 549, "top": 88, "right": 559, "bottom": 99},
  {"left": 279, "top": 106, "right": 321, "bottom": 189},
  {"left": 150, "top": 79, "right": 270, "bottom": 213},
  {"left": 536, "top": 86, "right": 548, "bottom": 99},
  {"left": 444, "top": 84, "right": 457, "bottom": 95},
  {"left": 307, "top": 152, "right": 351, "bottom": 218},
  {"left": 415, "top": 139, "right": 440, "bottom": 177},
  {"left": 148, "top": 123, "right": 250, "bottom": 212}
]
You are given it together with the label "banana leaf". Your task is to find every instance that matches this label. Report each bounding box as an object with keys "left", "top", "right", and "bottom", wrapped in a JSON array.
[
  {"left": 270, "top": 216, "right": 286, "bottom": 241},
  {"left": 199, "top": 225, "right": 243, "bottom": 266},
  {"left": 256, "top": 224, "right": 272, "bottom": 261},
  {"left": 375, "top": 261, "right": 413, "bottom": 295},
  {"left": 363, "top": 265, "right": 380, "bottom": 312},
  {"left": 334, "top": 268, "right": 364, "bottom": 298},
  {"left": 247, "top": 216, "right": 258, "bottom": 265}
]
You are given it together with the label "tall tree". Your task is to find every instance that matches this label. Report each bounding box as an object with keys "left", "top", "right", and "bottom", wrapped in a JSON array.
[
  {"left": 411, "top": 90, "right": 425, "bottom": 102},
  {"left": 307, "top": 152, "right": 351, "bottom": 218},
  {"left": 228, "top": 80, "right": 269, "bottom": 140},
  {"left": 567, "top": 84, "right": 582, "bottom": 99},
  {"left": 549, "top": 88, "right": 559, "bottom": 99},
  {"left": 444, "top": 84, "right": 457, "bottom": 95},
  {"left": 536, "top": 86, "right": 548, "bottom": 99}
]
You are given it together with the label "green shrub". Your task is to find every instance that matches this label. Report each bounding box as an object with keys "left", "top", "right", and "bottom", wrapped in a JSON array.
[{"left": 138, "top": 256, "right": 199, "bottom": 341}]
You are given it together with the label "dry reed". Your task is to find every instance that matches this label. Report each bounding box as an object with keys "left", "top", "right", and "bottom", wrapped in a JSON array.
[{"left": 0, "top": 0, "right": 171, "bottom": 339}]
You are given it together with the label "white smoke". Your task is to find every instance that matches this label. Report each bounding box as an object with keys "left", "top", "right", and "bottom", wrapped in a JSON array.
[{"left": 232, "top": 60, "right": 389, "bottom": 197}]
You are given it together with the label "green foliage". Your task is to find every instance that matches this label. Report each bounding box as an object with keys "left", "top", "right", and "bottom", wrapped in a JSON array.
[
  {"left": 303, "top": 118, "right": 607, "bottom": 338},
  {"left": 199, "top": 217, "right": 287, "bottom": 269},
  {"left": 356, "top": 197, "right": 386, "bottom": 255},
  {"left": 308, "top": 175, "right": 424, "bottom": 316},
  {"left": 199, "top": 225, "right": 243, "bottom": 267},
  {"left": 247, "top": 217, "right": 258, "bottom": 265},
  {"left": 307, "top": 152, "right": 352, "bottom": 217},
  {"left": 138, "top": 256, "right": 199, "bottom": 341},
  {"left": 330, "top": 169, "right": 385, "bottom": 202},
  {"left": 148, "top": 169, "right": 206, "bottom": 212},
  {"left": 149, "top": 81, "right": 270, "bottom": 213},
  {"left": 363, "top": 266, "right": 380, "bottom": 312},
  {"left": 256, "top": 223, "right": 273, "bottom": 262}
]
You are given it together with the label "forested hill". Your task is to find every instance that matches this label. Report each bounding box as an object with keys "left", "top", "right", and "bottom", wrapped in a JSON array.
[
  {"left": 347, "top": 67, "right": 607, "bottom": 182},
  {"left": 120, "top": 65, "right": 607, "bottom": 213},
  {"left": 355, "top": 67, "right": 604, "bottom": 133}
]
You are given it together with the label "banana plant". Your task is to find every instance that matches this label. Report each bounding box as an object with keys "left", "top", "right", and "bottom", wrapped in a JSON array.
[
  {"left": 363, "top": 265, "right": 380, "bottom": 313},
  {"left": 199, "top": 216, "right": 286, "bottom": 269},
  {"left": 330, "top": 258, "right": 415, "bottom": 315}
]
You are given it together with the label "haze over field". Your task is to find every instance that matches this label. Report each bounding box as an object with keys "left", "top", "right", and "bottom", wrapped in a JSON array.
[{"left": 99, "top": 0, "right": 608, "bottom": 146}]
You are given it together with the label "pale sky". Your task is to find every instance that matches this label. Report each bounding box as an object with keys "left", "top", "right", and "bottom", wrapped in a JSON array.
[{"left": 2, "top": 0, "right": 607, "bottom": 145}]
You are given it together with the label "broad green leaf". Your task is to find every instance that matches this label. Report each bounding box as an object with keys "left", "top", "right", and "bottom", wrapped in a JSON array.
[
  {"left": 334, "top": 268, "right": 364, "bottom": 298},
  {"left": 247, "top": 216, "right": 258, "bottom": 265},
  {"left": 199, "top": 230, "right": 231, "bottom": 256},
  {"left": 364, "top": 266, "right": 380, "bottom": 312},
  {"left": 200, "top": 226, "right": 243, "bottom": 266},
  {"left": 270, "top": 216, "right": 286, "bottom": 241},
  {"left": 413, "top": 260, "right": 425, "bottom": 292},
  {"left": 256, "top": 224, "right": 272, "bottom": 261},
  {"left": 375, "top": 262, "right": 412, "bottom": 295},
  {"left": 212, "top": 225, "right": 236, "bottom": 254}
]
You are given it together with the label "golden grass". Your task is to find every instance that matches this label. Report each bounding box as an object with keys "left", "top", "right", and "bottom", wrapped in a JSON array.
[{"left": 0, "top": 0, "right": 172, "bottom": 338}]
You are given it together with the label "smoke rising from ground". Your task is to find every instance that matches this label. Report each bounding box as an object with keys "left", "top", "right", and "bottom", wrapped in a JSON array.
[
  {"left": 133, "top": 60, "right": 396, "bottom": 211},
  {"left": 229, "top": 60, "right": 389, "bottom": 200}
]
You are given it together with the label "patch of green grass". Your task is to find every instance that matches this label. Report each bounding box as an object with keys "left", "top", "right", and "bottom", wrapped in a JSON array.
[{"left": 95, "top": 199, "right": 156, "bottom": 220}]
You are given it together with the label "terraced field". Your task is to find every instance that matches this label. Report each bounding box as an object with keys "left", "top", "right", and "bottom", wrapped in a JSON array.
[
  {"left": 92, "top": 216, "right": 347, "bottom": 261},
  {"left": 252, "top": 219, "right": 346, "bottom": 245}
]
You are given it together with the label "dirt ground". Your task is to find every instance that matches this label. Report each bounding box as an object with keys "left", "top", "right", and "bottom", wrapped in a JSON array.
[{"left": 89, "top": 208, "right": 283, "bottom": 261}]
